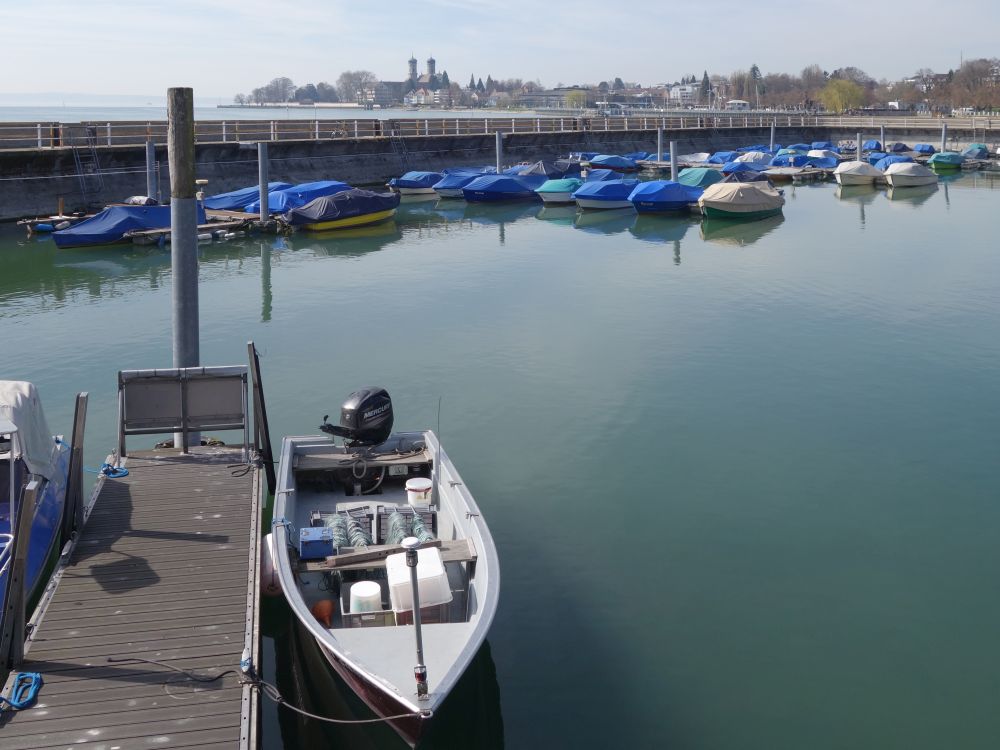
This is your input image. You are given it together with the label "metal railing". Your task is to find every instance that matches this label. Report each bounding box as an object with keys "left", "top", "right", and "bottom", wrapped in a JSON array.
[{"left": 0, "top": 114, "right": 996, "bottom": 151}]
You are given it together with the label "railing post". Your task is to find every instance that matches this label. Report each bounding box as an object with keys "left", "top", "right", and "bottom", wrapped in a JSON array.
[
  {"left": 314, "top": 120, "right": 319, "bottom": 140},
  {"left": 36, "top": 123, "right": 43, "bottom": 149},
  {"left": 880, "top": 124, "right": 886, "bottom": 150},
  {"left": 270, "top": 121, "right": 276, "bottom": 140},
  {"left": 456, "top": 118, "right": 460, "bottom": 135},
  {"left": 656, "top": 128, "right": 663, "bottom": 161},
  {"left": 536, "top": 117, "right": 540, "bottom": 132},
  {"left": 106, "top": 122, "right": 112, "bottom": 146},
  {"left": 356, "top": 121, "right": 360, "bottom": 138},
  {"left": 258, "top": 142, "right": 269, "bottom": 222}
]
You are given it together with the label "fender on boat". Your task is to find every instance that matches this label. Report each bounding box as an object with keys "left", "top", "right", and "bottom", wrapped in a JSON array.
[{"left": 261, "top": 532, "right": 283, "bottom": 597}]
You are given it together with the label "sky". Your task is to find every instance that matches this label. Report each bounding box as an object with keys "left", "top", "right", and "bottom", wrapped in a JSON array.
[{"left": 1, "top": 0, "right": 998, "bottom": 103}]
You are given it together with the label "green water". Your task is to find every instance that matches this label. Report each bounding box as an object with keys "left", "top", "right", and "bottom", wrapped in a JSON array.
[{"left": 2, "top": 173, "right": 1000, "bottom": 748}]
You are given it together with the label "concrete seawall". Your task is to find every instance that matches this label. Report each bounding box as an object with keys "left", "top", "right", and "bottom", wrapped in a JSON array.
[{"left": 0, "top": 125, "right": 991, "bottom": 221}]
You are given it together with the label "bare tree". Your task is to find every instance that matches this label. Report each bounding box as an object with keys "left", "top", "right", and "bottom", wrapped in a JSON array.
[{"left": 337, "top": 70, "right": 378, "bottom": 103}]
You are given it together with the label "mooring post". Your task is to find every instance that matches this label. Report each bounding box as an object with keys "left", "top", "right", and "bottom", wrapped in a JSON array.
[
  {"left": 656, "top": 128, "right": 663, "bottom": 162},
  {"left": 669, "top": 140, "right": 678, "bottom": 181},
  {"left": 168, "top": 87, "right": 200, "bottom": 452},
  {"left": 257, "top": 142, "right": 269, "bottom": 225},
  {"left": 857, "top": 131, "right": 862, "bottom": 162},
  {"left": 145, "top": 140, "right": 156, "bottom": 201},
  {"left": 940, "top": 121, "right": 948, "bottom": 152},
  {"left": 880, "top": 124, "right": 886, "bottom": 151},
  {"left": 495, "top": 131, "right": 503, "bottom": 174},
  {"left": 769, "top": 121, "right": 776, "bottom": 151}
]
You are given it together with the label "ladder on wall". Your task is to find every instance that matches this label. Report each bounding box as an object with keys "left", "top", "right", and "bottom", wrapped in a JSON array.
[
  {"left": 72, "top": 126, "right": 105, "bottom": 206},
  {"left": 390, "top": 135, "right": 411, "bottom": 171}
]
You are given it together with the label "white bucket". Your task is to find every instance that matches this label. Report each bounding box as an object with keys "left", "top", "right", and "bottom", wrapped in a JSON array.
[
  {"left": 405, "top": 477, "right": 433, "bottom": 505},
  {"left": 349, "top": 581, "right": 382, "bottom": 613}
]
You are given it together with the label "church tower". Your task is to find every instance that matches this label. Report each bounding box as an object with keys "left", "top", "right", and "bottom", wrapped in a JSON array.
[
  {"left": 408, "top": 55, "right": 418, "bottom": 82},
  {"left": 426, "top": 55, "right": 436, "bottom": 78}
]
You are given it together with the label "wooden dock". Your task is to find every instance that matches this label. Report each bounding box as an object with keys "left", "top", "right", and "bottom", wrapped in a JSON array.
[{"left": 0, "top": 446, "right": 262, "bottom": 749}]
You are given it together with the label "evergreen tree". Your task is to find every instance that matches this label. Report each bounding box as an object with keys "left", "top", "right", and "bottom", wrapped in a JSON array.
[
  {"left": 477, "top": 78, "right": 485, "bottom": 93},
  {"left": 441, "top": 71, "right": 450, "bottom": 88},
  {"left": 486, "top": 75, "right": 495, "bottom": 91},
  {"left": 701, "top": 70, "right": 712, "bottom": 102},
  {"left": 469, "top": 74, "right": 476, "bottom": 90}
]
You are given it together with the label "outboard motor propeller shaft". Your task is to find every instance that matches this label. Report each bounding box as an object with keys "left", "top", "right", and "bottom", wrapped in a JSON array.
[{"left": 320, "top": 387, "right": 394, "bottom": 446}]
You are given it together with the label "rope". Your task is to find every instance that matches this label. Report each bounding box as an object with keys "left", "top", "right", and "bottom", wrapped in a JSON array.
[
  {"left": 84, "top": 463, "right": 129, "bottom": 478},
  {"left": 0, "top": 672, "right": 43, "bottom": 710}
]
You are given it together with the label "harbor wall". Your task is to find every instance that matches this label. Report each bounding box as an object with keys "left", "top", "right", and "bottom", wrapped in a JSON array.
[{"left": 0, "top": 125, "right": 992, "bottom": 221}]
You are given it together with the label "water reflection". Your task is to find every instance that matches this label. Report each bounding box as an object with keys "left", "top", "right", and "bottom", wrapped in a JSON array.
[
  {"left": 699, "top": 214, "right": 785, "bottom": 247},
  {"left": 296, "top": 221, "right": 404, "bottom": 256},
  {"left": 573, "top": 208, "right": 635, "bottom": 235},
  {"left": 834, "top": 184, "right": 880, "bottom": 227},
  {"left": 885, "top": 183, "right": 938, "bottom": 206},
  {"left": 535, "top": 205, "right": 578, "bottom": 226}
]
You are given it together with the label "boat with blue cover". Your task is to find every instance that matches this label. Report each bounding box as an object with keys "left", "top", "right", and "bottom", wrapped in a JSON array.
[
  {"left": 464, "top": 161, "right": 575, "bottom": 202},
  {"left": 928, "top": 152, "right": 965, "bottom": 170},
  {"left": 203, "top": 182, "right": 292, "bottom": 211},
  {"left": 707, "top": 151, "right": 739, "bottom": 164},
  {"left": 873, "top": 155, "right": 913, "bottom": 171},
  {"left": 431, "top": 167, "right": 496, "bottom": 198},
  {"left": 913, "top": 143, "right": 936, "bottom": 154},
  {"left": 887, "top": 142, "right": 911, "bottom": 153},
  {"left": 1, "top": 382, "right": 81, "bottom": 666},
  {"left": 572, "top": 179, "right": 639, "bottom": 210},
  {"left": 587, "top": 154, "right": 638, "bottom": 172},
  {"left": 961, "top": 143, "right": 990, "bottom": 159},
  {"left": 628, "top": 181, "right": 703, "bottom": 213},
  {"left": 52, "top": 204, "right": 207, "bottom": 249},
  {"left": 863, "top": 139, "right": 882, "bottom": 151},
  {"left": 387, "top": 171, "right": 445, "bottom": 195},
  {"left": 535, "top": 168, "right": 619, "bottom": 204},
  {"left": 282, "top": 189, "right": 400, "bottom": 231},
  {"left": 245, "top": 180, "right": 352, "bottom": 214}
]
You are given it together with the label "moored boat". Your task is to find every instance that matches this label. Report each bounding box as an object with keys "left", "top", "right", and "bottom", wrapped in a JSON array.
[
  {"left": 572, "top": 178, "right": 639, "bottom": 210},
  {"left": 388, "top": 171, "right": 445, "bottom": 195},
  {"left": 534, "top": 177, "right": 584, "bottom": 204},
  {"left": 431, "top": 167, "right": 496, "bottom": 198},
  {"left": 203, "top": 182, "right": 293, "bottom": 211},
  {"left": 697, "top": 182, "right": 785, "bottom": 220},
  {"left": 52, "top": 204, "right": 207, "bottom": 249},
  {"left": 282, "top": 189, "right": 400, "bottom": 231},
  {"left": 628, "top": 180, "right": 703, "bottom": 213},
  {"left": 883, "top": 162, "right": 938, "bottom": 188},
  {"left": 928, "top": 152, "right": 964, "bottom": 170},
  {"left": 586, "top": 154, "right": 638, "bottom": 172},
  {"left": 834, "top": 160, "right": 883, "bottom": 186},
  {"left": 245, "top": 180, "right": 353, "bottom": 214},
  {"left": 272, "top": 387, "right": 498, "bottom": 747},
  {"left": 678, "top": 167, "right": 725, "bottom": 189}
]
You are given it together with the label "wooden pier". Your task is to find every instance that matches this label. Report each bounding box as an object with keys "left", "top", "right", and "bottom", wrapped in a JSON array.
[{"left": 0, "top": 365, "right": 266, "bottom": 749}]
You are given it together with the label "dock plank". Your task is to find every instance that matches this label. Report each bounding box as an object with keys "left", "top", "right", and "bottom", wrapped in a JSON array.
[{"left": 0, "top": 446, "right": 260, "bottom": 749}]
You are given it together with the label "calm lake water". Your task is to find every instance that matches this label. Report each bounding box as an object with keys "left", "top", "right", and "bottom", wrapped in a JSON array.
[{"left": 2, "top": 173, "right": 1000, "bottom": 749}]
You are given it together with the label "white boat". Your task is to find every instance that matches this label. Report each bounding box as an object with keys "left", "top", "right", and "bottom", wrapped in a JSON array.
[
  {"left": 834, "top": 161, "right": 883, "bottom": 186},
  {"left": 272, "top": 387, "right": 498, "bottom": 747},
  {"left": 883, "top": 162, "right": 938, "bottom": 188},
  {"left": 535, "top": 177, "right": 584, "bottom": 204}
]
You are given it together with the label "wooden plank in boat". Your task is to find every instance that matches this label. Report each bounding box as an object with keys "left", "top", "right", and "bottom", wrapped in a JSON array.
[
  {"left": 293, "top": 448, "right": 432, "bottom": 471},
  {"left": 299, "top": 538, "right": 476, "bottom": 572}
]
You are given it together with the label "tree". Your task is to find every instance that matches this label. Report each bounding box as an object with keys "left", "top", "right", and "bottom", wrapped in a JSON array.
[
  {"left": 819, "top": 79, "right": 866, "bottom": 112},
  {"left": 565, "top": 90, "right": 587, "bottom": 108},
  {"left": 315, "top": 82, "right": 338, "bottom": 102},
  {"left": 336, "top": 70, "right": 378, "bottom": 103},
  {"left": 294, "top": 83, "right": 318, "bottom": 103},
  {"left": 477, "top": 77, "right": 485, "bottom": 93},
  {"left": 469, "top": 74, "right": 476, "bottom": 90},
  {"left": 598, "top": 81, "right": 609, "bottom": 93},
  {"left": 612, "top": 77, "right": 625, "bottom": 91},
  {"left": 700, "top": 71, "right": 712, "bottom": 103},
  {"left": 233, "top": 93, "right": 246, "bottom": 105},
  {"left": 486, "top": 75, "right": 495, "bottom": 91}
]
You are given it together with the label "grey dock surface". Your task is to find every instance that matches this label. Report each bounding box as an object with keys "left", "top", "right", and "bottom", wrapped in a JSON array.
[{"left": 0, "top": 446, "right": 261, "bottom": 749}]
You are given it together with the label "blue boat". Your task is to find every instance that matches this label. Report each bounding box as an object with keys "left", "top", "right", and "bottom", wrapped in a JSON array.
[
  {"left": 432, "top": 167, "right": 496, "bottom": 198},
  {"left": 628, "top": 181, "right": 703, "bottom": 213},
  {"left": 721, "top": 161, "right": 761, "bottom": 175},
  {"left": 865, "top": 151, "right": 889, "bottom": 166},
  {"left": 678, "top": 167, "right": 725, "bottom": 189},
  {"left": 245, "top": 180, "right": 352, "bottom": 214},
  {"left": 862, "top": 139, "right": 882, "bottom": 151},
  {"left": 770, "top": 153, "right": 811, "bottom": 167},
  {"left": 387, "top": 171, "right": 445, "bottom": 194},
  {"left": 1, "top": 382, "right": 74, "bottom": 651},
  {"left": 584, "top": 169, "right": 621, "bottom": 182},
  {"left": 786, "top": 143, "right": 811, "bottom": 152},
  {"left": 811, "top": 141, "right": 835, "bottom": 150},
  {"left": 707, "top": 151, "right": 739, "bottom": 164},
  {"left": 961, "top": 143, "right": 990, "bottom": 159},
  {"left": 463, "top": 175, "right": 542, "bottom": 202},
  {"left": 282, "top": 189, "right": 400, "bottom": 230},
  {"left": 913, "top": 143, "right": 936, "bottom": 154},
  {"left": 874, "top": 154, "right": 914, "bottom": 171},
  {"left": 572, "top": 179, "right": 639, "bottom": 209},
  {"left": 203, "top": 182, "right": 292, "bottom": 211},
  {"left": 52, "top": 204, "right": 207, "bottom": 249},
  {"left": 587, "top": 154, "right": 638, "bottom": 172}
]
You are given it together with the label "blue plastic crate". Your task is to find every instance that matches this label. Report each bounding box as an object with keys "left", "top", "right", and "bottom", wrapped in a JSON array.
[{"left": 299, "top": 526, "right": 335, "bottom": 560}]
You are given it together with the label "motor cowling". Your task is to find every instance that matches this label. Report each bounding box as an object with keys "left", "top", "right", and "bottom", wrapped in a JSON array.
[{"left": 320, "top": 387, "right": 394, "bottom": 446}]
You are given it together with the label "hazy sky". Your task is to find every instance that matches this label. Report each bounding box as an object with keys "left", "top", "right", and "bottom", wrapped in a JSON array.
[{"left": 2, "top": 0, "right": 996, "bottom": 102}]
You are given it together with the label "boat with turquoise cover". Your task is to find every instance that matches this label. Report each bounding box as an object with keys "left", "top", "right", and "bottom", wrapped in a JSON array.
[
  {"left": 535, "top": 178, "right": 584, "bottom": 204},
  {"left": 928, "top": 152, "right": 964, "bottom": 170},
  {"left": 678, "top": 167, "right": 725, "bottom": 189}
]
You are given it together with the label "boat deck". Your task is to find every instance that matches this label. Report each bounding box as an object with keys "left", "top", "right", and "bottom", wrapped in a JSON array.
[{"left": 0, "top": 446, "right": 261, "bottom": 749}]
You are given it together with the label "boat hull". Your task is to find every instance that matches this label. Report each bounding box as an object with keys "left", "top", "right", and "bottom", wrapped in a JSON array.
[
  {"left": 433, "top": 188, "right": 465, "bottom": 198},
  {"left": 537, "top": 191, "right": 575, "bottom": 203},
  {"left": 463, "top": 190, "right": 537, "bottom": 202},
  {"left": 575, "top": 198, "right": 633, "bottom": 210},
  {"left": 301, "top": 208, "right": 396, "bottom": 231},
  {"left": 396, "top": 187, "right": 437, "bottom": 195},
  {"left": 885, "top": 174, "right": 937, "bottom": 188},
  {"left": 701, "top": 206, "right": 783, "bottom": 220},
  {"left": 835, "top": 173, "right": 877, "bottom": 186},
  {"left": 632, "top": 200, "right": 690, "bottom": 213}
]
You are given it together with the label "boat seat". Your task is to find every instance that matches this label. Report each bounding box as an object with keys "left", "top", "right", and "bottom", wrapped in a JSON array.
[{"left": 298, "top": 538, "right": 477, "bottom": 573}]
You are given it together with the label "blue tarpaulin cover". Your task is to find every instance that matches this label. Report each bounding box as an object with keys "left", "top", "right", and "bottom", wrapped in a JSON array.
[
  {"left": 53, "top": 204, "right": 206, "bottom": 248},
  {"left": 961, "top": 144, "right": 990, "bottom": 159},
  {"left": 770, "top": 153, "right": 810, "bottom": 167},
  {"left": 624, "top": 151, "right": 649, "bottom": 160},
  {"left": 678, "top": 167, "right": 725, "bottom": 188},
  {"left": 387, "top": 171, "right": 443, "bottom": 189},
  {"left": 805, "top": 156, "right": 838, "bottom": 169},
  {"left": 246, "top": 180, "right": 351, "bottom": 214},
  {"left": 572, "top": 179, "right": 639, "bottom": 201},
  {"left": 433, "top": 169, "right": 494, "bottom": 192},
  {"left": 282, "top": 189, "right": 399, "bottom": 226},
  {"left": 786, "top": 143, "right": 811, "bottom": 152},
  {"left": 811, "top": 141, "right": 834, "bottom": 150},
  {"left": 866, "top": 152, "right": 888, "bottom": 165},
  {"left": 913, "top": 143, "right": 936, "bottom": 154},
  {"left": 887, "top": 142, "right": 911, "bottom": 152},
  {"left": 708, "top": 151, "right": 739, "bottom": 164},
  {"left": 863, "top": 140, "right": 882, "bottom": 151},
  {"left": 585, "top": 169, "right": 620, "bottom": 182},
  {"left": 721, "top": 161, "right": 761, "bottom": 174},
  {"left": 874, "top": 155, "right": 914, "bottom": 171},
  {"left": 203, "top": 182, "right": 292, "bottom": 210},
  {"left": 463, "top": 174, "right": 545, "bottom": 201},
  {"left": 738, "top": 144, "right": 770, "bottom": 152},
  {"left": 628, "top": 180, "right": 703, "bottom": 212},
  {"left": 588, "top": 154, "right": 637, "bottom": 170}
]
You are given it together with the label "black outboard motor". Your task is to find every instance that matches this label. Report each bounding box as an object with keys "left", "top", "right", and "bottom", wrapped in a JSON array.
[{"left": 320, "top": 387, "right": 394, "bottom": 446}]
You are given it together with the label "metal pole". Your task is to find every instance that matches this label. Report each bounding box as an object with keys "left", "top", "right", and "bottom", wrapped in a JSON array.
[
  {"left": 880, "top": 124, "right": 886, "bottom": 151},
  {"left": 656, "top": 128, "right": 663, "bottom": 162},
  {"left": 257, "top": 142, "right": 269, "bottom": 223},
  {"left": 168, "top": 87, "right": 200, "bottom": 452},
  {"left": 669, "top": 140, "right": 678, "bottom": 181},
  {"left": 941, "top": 121, "right": 948, "bottom": 152},
  {"left": 857, "top": 132, "right": 862, "bottom": 162},
  {"left": 145, "top": 140, "right": 156, "bottom": 200},
  {"left": 402, "top": 538, "right": 428, "bottom": 699},
  {"left": 769, "top": 121, "right": 775, "bottom": 151},
  {"left": 495, "top": 131, "right": 502, "bottom": 174}
]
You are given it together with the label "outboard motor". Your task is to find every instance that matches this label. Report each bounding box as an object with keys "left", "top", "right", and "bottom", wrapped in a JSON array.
[{"left": 320, "top": 387, "right": 394, "bottom": 447}]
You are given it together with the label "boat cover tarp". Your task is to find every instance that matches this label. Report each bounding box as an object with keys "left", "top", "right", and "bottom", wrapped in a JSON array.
[
  {"left": 628, "top": 180, "right": 703, "bottom": 208},
  {"left": 463, "top": 174, "right": 543, "bottom": 199},
  {"left": 434, "top": 171, "right": 490, "bottom": 191},
  {"left": 572, "top": 179, "right": 639, "bottom": 200},
  {"left": 725, "top": 171, "right": 771, "bottom": 183},
  {"left": 928, "top": 152, "right": 964, "bottom": 165},
  {"left": 807, "top": 149, "right": 840, "bottom": 160},
  {"left": 961, "top": 144, "right": 990, "bottom": 159},
  {"left": 516, "top": 160, "right": 578, "bottom": 178},
  {"left": 770, "top": 153, "right": 810, "bottom": 167},
  {"left": 282, "top": 189, "right": 400, "bottom": 226},
  {"left": 677, "top": 152, "right": 712, "bottom": 163},
  {"left": 246, "top": 180, "right": 351, "bottom": 214},
  {"left": 588, "top": 154, "right": 637, "bottom": 170},
  {"left": 708, "top": 151, "right": 739, "bottom": 164},
  {"left": 388, "top": 171, "right": 443, "bottom": 189},
  {"left": 203, "top": 182, "right": 292, "bottom": 210},
  {"left": 775, "top": 148, "right": 802, "bottom": 157},
  {"left": 53, "top": 204, "right": 206, "bottom": 248},
  {"left": 623, "top": 152, "right": 649, "bottom": 161},
  {"left": 0, "top": 381, "right": 57, "bottom": 480},
  {"left": 874, "top": 155, "right": 914, "bottom": 171},
  {"left": 786, "top": 143, "right": 811, "bottom": 152},
  {"left": 678, "top": 167, "right": 725, "bottom": 188},
  {"left": 887, "top": 142, "right": 911, "bottom": 152},
  {"left": 553, "top": 159, "right": 584, "bottom": 175},
  {"left": 805, "top": 156, "right": 839, "bottom": 169},
  {"left": 721, "top": 161, "right": 761, "bottom": 174},
  {"left": 536, "top": 178, "right": 583, "bottom": 194},
  {"left": 811, "top": 141, "right": 834, "bottom": 150},
  {"left": 585, "top": 169, "right": 619, "bottom": 182},
  {"left": 738, "top": 144, "right": 770, "bottom": 152},
  {"left": 733, "top": 151, "right": 773, "bottom": 169},
  {"left": 835, "top": 161, "right": 882, "bottom": 178},
  {"left": 885, "top": 162, "right": 936, "bottom": 179},
  {"left": 866, "top": 152, "right": 889, "bottom": 165},
  {"left": 863, "top": 140, "right": 882, "bottom": 150},
  {"left": 699, "top": 182, "right": 784, "bottom": 213},
  {"left": 913, "top": 143, "right": 936, "bottom": 154}
]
